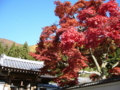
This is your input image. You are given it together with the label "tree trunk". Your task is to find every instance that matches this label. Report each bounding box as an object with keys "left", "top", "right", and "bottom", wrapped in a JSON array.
[{"left": 89, "top": 48, "right": 101, "bottom": 73}]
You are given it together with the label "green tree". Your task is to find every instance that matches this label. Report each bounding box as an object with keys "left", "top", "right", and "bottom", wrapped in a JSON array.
[
  {"left": 4, "top": 44, "right": 9, "bottom": 55},
  {"left": 20, "top": 42, "right": 30, "bottom": 59},
  {"left": 1, "top": 42, "right": 35, "bottom": 60},
  {"left": 0, "top": 42, "right": 4, "bottom": 55},
  {"left": 23, "top": 42, "right": 29, "bottom": 53},
  {"left": 14, "top": 46, "right": 21, "bottom": 58},
  {"left": 7, "top": 42, "right": 16, "bottom": 57}
]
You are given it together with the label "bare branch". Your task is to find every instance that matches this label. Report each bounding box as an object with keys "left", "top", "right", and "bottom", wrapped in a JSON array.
[{"left": 89, "top": 48, "right": 101, "bottom": 73}]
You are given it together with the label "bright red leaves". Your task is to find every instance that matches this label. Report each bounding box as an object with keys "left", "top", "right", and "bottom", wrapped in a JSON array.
[{"left": 30, "top": 0, "right": 120, "bottom": 86}]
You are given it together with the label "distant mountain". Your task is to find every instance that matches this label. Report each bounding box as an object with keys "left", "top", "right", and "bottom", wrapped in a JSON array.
[
  {"left": 0, "top": 38, "right": 22, "bottom": 47},
  {"left": 0, "top": 38, "right": 36, "bottom": 52}
]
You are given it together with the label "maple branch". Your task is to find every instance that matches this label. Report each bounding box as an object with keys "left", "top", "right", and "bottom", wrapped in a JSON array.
[
  {"left": 78, "top": 26, "right": 88, "bottom": 32},
  {"left": 112, "top": 62, "right": 119, "bottom": 68},
  {"left": 78, "top": 70, "right": 100, "bottom": 76},
  {"left": 89, "top": 48, "right": 101, "bottom": 73},
  {"left": 101, "top": 61, "right": 108, "bottom": 79},
  {"left": 101, "top": 42, "right": 111, "bottom": 79}
]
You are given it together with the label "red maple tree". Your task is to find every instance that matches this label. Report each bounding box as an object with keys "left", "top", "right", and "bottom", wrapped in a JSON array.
[{"left": 30, "top": 0, "right": 120, "bottom": 86}]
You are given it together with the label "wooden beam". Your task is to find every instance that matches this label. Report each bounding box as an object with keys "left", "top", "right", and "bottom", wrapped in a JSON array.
[
  {"left": 4, "top": 76, "right": 12, "bottom": 90},
  {"left": 9, "top": 72, "right": 37, "bottom": 79},
  {"left": 1, "top": 66, "right": 40, "bottom": 75}
]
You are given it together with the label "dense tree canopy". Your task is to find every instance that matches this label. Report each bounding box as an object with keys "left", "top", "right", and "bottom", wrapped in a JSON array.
[
  {"left": 30, "top": 0, "right": 120, "bottom": 86},
  {"left": 0, "top": 42, "right": 35, "bottom": 60}
]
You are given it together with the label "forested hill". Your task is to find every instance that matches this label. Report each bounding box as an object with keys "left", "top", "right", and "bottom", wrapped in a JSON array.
[
  {"left": 0, "top": 38, "right": 36, "bottom": 52},
  {"left": 0, "top": 38, "right": 37, "bottom": 60},
  {"left": 0, "top": 38, "right": 22, "bottom": 47}
]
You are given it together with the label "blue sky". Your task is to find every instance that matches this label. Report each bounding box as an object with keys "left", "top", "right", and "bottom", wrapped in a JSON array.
[{"left": 0, "top": 0, "right": 120, "bottom": 46}]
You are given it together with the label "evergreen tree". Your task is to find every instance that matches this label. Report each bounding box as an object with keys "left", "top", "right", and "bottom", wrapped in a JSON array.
[
  {"left": 14, "top": 46, "right": 21, "bottom": 58},
  {"left": 0, "top": 42, "right": 4, "bottom": 55},
  {"left": 27, "top": 55, "right": 36, "bottom": 60},
  {"left": 21, "top": 42, "right": 36, "bottom": 60},
  {"left": 4, "top": 44, "right": 9, "bottom": 55},
  {"left": 23, "top": 42, "right": 29, "bottom": 53},
  {"left": 5, "top": 42, "right": 35, "bottom": 60},
  {"left": 7, "top": 42, "right": 16, "bottom": 57},
  {"left": 20, "top": 42, "right": 30, "bottom": 59}
]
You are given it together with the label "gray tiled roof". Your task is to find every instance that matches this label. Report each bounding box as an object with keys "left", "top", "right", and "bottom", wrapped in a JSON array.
[
  {"left": 0, "top": 54, "right": 44, "bottom": 71},
  {"left": 40, "top": 74, "right": 57, "bottom": 78},
  {"left": 62, "top": 76, "right": 120, "bottom": 90},
  {"left": 37, "top": 84, "right": 61, "bottom": 90}
]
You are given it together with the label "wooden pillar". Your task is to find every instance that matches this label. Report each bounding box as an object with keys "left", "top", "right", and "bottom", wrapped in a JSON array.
[
  {"left": 3, "top": 76, "right": 11, "bottom": 90},
  {"left": 31, "top": 77, "right": 37, "bottom": 90},
  {"left": 26, "top": 83, "right": 30, "bottom": 90},
  {"left": 23, "top": 81, "right": 30, "bottom": 90},
  {"left": 31, "top": 85, "right": 36, "bottom": 90}
]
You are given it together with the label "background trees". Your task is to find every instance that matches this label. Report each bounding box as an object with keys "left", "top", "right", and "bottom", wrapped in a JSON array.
[
  {"left": 0, "top": 42, "right": 4, "bottom": 55},
  {"left": 7, "top": 42, "right": 16, "bottom": 57},
  {"left": 4, "top": 44, "right": 9, "bottom": 55},
  {"left": 0, "top": 42, "right": 35, "bottom": 60},
  {"left": 30, "top": 0, "right": 120, "bottom": 86}
]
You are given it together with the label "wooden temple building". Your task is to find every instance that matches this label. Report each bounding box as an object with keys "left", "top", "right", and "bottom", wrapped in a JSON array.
[
  {"left": 0, "top": 54, "right": 56, "bottom": 90},
  {"left": 1, "top": 54, "right": 120, "bottom": 90}
]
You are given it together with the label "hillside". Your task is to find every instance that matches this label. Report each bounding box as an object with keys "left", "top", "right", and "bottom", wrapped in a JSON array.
[
  {"left": 0, "top": 38, "right": 36, "bottom": 52},
  {"left": 0, "top": 38, "right": 22, "bottom": 47},
  {"left": 29, "top": 45, "right": 37, "bottom": 52}
]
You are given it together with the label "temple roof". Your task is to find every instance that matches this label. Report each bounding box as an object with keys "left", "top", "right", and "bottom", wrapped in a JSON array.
[
  {"left": 0, "top": 54, "right": 44, "bottom": 71},
  {"left": 63, "top": 76, "right": 120, "bottom": 90}
]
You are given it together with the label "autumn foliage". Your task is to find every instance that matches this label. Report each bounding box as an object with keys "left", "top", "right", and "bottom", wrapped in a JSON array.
[{"left": 30, "top": 0, "right": 120, "bottom": 86}]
